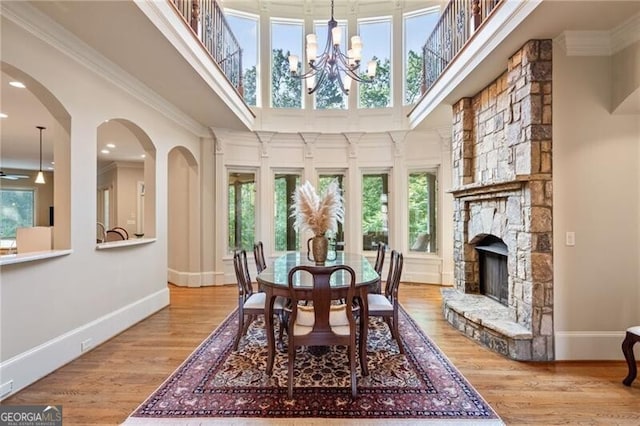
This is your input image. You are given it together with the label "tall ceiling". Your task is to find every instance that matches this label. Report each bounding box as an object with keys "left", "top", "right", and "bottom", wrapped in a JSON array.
[{"left": 2, "top": 0, "right": 639, "bottom": 171}]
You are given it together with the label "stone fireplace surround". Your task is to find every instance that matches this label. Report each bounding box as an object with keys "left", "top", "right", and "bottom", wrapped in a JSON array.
[{"left": 443, "top": 40, "right": 554, "bottom": 361}]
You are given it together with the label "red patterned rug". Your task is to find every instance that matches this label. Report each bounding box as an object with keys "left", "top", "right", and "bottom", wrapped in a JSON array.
[{"left": 124, "top": 306, "right": 503, "bottom": 425}]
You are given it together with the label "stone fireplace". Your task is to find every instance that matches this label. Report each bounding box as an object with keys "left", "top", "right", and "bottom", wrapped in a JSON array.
[{"left": 443, "top": 40, "right": 554, "bottom": 361}]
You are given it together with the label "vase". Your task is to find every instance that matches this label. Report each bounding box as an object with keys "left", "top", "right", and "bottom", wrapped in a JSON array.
[{"left": 311, "top": 235, "right": 329, "bottom": 265}]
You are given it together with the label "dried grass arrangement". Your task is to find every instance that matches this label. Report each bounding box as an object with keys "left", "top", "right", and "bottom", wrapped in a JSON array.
[{"left": 291, "top": 180, "right": 344, "bottom": 237}]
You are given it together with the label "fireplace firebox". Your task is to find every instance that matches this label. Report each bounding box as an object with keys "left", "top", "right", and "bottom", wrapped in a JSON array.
[{"left": 475, "top": 235, "right": 508, "bottom": 306}]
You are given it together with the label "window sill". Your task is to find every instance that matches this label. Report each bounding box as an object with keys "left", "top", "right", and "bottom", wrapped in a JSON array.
[
  {"left": 0, "top": 249, "right": 73, "bottom": 266},
  {"left": 96, "top": 237, "right": 156, "bottom": 250}
]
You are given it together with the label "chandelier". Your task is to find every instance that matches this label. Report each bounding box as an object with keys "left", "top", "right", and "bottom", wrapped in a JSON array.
[{"left": 288, "top": 0, "right": 377, "bottom": 95}]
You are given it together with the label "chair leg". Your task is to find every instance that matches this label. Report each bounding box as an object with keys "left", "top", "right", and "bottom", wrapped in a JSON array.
[
  {"left": 277, "top": 313, "right": 287, "bottom": 351},
  {"left": 288, "top": 342, "right": 296, "bottom": 399},
  {"left": 349, "top": 337, "right": 357, "bottom": 398},
  {"left": 622, "top": 331, "right": 639, "bottom": 386},
  {"left": 234, "top": 312, "right": 244, "bottom": 351},
  {"left": 392, "top": 310, "right": 404, "bottom": 354}
]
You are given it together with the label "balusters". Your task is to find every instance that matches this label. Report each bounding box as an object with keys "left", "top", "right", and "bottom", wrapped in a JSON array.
[
  {"left": 170, "top": 0, "right": 243, "bottom": 95},
  {"left": 421, "top": 0, "right": 503, "bottom": 94}
]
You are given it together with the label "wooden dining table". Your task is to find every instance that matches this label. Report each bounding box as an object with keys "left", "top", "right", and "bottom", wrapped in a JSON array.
[{"left": 256, "top": 251, "right": 379, "bottom": 377}]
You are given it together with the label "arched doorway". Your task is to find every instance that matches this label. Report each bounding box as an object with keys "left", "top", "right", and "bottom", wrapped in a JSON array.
[{"left": 167, "top": 146, "right": 200, "bottom": 286}]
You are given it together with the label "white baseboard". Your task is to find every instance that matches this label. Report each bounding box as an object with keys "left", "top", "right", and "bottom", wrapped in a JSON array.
[
  {"left": 555, "top": 331, "right": 639, "bottom": 360},
  {"left": 0, "top": 288, "right": 169, "bottom": 400},
  {"left": 168, "top": 269, "right": 225, "bottom": 287},
  {"left": 167, "top": 268, "right": 202, "bottom": 287}
]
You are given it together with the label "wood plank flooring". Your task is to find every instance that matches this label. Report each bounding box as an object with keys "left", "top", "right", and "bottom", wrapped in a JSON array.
[{"left": 3, "top": 283, "right": 638, "bottom": 425}]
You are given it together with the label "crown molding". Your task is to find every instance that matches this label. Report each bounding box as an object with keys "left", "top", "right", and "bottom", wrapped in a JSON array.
[
  {"left": 1, "top": 1, "right": 208, "bottom": 137},
  {"left": 557, "top": 13, "right": 640, "bottom": 57},
  {"left": 556, "top": 31, "right": 612, "bottom": 56},
  {"left": 611, "top": 13, "right": 640, "bottom": 53}
]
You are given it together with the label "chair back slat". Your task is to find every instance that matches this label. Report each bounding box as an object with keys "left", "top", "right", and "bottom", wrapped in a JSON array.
[
  {"left": 287, "top": 264, "right": 356, "bottom": 336},
  {"left": 374, "top": 242, "right": 386, "bottom": 275},
  {"left": 384, "top": 250, "right": 403, "bottom": 299},
  {"left": 233, "top": 250, "right": 254, "bottom": 299},
  {"left": 253, "top": 241, "right": 267, "bottom": 274}
]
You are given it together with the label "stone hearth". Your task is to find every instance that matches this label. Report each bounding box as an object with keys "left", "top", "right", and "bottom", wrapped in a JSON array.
[{"left": 445, "top": 40, "right": 554, "bottom": 361}]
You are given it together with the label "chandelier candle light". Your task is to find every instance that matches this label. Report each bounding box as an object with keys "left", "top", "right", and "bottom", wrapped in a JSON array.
[{"left": 288, "top": 0, "right": 377, "bottom": 95}]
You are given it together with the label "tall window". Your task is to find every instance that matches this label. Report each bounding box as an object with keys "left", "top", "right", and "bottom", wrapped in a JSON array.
[
  {"left": 313, "top": 20, "right": 348, "bottom": 110},
  {"left": 358, "top": 17, "right": 391, "bottom": 108},
  {"left": 362, "top": 173, "right": 389, "bottom": 250},
  {"left": 318, "top": 174, "right": 345, "bottom": 247},
  {"left": 404, "top": 8, "right": 438, "bottom": 104},
  {"left": 271, "top": 19, "right": 303, "bottom": 108},
  {"left": 274, "top": 172, "right": 301, "bottom": 251},
  {"left": 228, "top": 171, "right": 256, "bottom": 251},
  {"left": 408, "top": 171, "right": 437, "bottom": 253},
  {"left": 0, "top": 188, "right": 35, "bottom": 239},
  {"left": 226, "top": 9, "right": 259, "bottom": 106}
]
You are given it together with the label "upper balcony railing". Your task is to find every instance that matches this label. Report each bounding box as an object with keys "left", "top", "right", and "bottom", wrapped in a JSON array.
[
  {"left": 171, "top": 0, "right": 243, "bottom": 96},
  {"left": 421, "top": 0, "right": 502, "bottom": 94}
]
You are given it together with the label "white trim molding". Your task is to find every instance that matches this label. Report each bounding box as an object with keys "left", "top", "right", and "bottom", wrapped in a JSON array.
[
  {"left": 557, "top": 13, "right": 640, "bottom": 56},
  {"left": 555, "top": 331, "right": 639, "bottom": 360}
]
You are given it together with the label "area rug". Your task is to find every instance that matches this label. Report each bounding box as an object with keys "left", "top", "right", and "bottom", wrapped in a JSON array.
[{"left": 124, "top": 306, "right": 503, "bottom": 425}]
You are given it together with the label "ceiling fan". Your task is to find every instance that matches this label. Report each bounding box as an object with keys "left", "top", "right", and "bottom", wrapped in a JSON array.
[{"left": 0, "top": 170, "right": 30, "bottom": 180}]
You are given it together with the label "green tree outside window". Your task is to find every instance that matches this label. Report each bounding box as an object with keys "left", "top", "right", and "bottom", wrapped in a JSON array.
[{"left": 0, "top": 189, "right": 35, "bottom": 238}]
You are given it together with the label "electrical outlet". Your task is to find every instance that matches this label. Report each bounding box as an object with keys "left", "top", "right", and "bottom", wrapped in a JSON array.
[
  {"left": 565, "top": 231, "right": 575, "bottom": 247},
  {"left": 0, "top": 380, "right": 14, "bottom": 398},
  {"left": 81, "top": 338, "right": 93, "bottom": 352}
]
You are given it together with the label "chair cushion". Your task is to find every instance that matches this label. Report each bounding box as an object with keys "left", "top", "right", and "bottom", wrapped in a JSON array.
[
  {"left": 367, "top": 294, "right": 393, "bottom": 312},
  {"left": 293, "top": 304, "right": 352, "bottom": 334},
  {"left": 243, "top": 292, "right": 266, "bottom": 310},
  {"left": 296, "top": 305, "right": 315, "bottom": 327},
  {"left": 628, "top": 326, "right": 640, "bottom": 336},
  {"left": 243, "top": 293, "right": 287, "bottom": 311}
]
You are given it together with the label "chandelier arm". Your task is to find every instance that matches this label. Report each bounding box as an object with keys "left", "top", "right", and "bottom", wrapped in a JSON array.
[
  {"left": 308, "top": 69, "right": 329, "bottom": 95},
  {"left": 343, "top": 66, "right": 373, "bottom": 83},
  {"left": 336, "top": 70, "right": 349, "bottom": 95}
]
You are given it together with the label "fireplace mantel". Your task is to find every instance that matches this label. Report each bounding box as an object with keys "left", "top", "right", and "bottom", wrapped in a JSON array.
[{"left": 449, "top": 174, "right": 551, "bottom": 199}]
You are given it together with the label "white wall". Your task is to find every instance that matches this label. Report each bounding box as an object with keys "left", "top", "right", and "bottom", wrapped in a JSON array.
[
  {"left": 553, "top": 43, "right": 640, "bottom": 360},
  {"left": 0, "top": 11, "right": 201, "bottom": 398}
]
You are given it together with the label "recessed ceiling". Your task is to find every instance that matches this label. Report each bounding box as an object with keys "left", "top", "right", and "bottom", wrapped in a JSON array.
[{"left": 0, "top": 71, "right": 56, "bottom": 171}]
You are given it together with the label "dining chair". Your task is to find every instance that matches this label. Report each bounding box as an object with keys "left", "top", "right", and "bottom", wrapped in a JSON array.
[
  {"left": 370, "top": 242, "right": 387, "bottom": 294},
  {"left": 286, "top": 264, "right": 359, "bottom": 399},
  {"left": 112, "top": 226, "right": 129, "bottom": 240},
  {"left": 96, "top": 222, "right": 106, "bottom": 243},
  {"left": 253, "top": 241, "right": 267, "bottom": 274},
  {"left": 233, "top": 249, "right": 286, "bottom": 351},
  {"left": 105, "top": 229, "right": 125, "bottom": 242},
  {"left": 622, "top": 326, "right": 640, "bottom": 386},
  {"left": 367, "top": 249, "right": 404, "bottom": 354}
]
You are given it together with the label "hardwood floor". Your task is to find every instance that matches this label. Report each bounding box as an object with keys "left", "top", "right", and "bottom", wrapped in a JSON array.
[{"left": 3, "top": 283, "right": 638, "bottom": 425}]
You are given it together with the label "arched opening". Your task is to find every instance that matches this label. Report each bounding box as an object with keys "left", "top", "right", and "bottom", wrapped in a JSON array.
[
  {"left": 167, "top": 146, "right": 200, "bottom": 286},
  {"left": 96, "top": 119, "right": 156, "bottom": 242},
  {"left": 0, "top": 62, "right": 71, "bottom": 253}
]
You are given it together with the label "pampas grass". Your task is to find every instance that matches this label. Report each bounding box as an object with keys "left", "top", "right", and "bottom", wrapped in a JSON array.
[{"left": 291, "top": 180, "right": 344, "bottom": 236}]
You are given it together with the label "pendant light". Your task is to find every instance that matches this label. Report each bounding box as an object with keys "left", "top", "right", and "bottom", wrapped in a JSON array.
[{"left": 35, "top": 126, "right": 46, "bottom": 184}]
